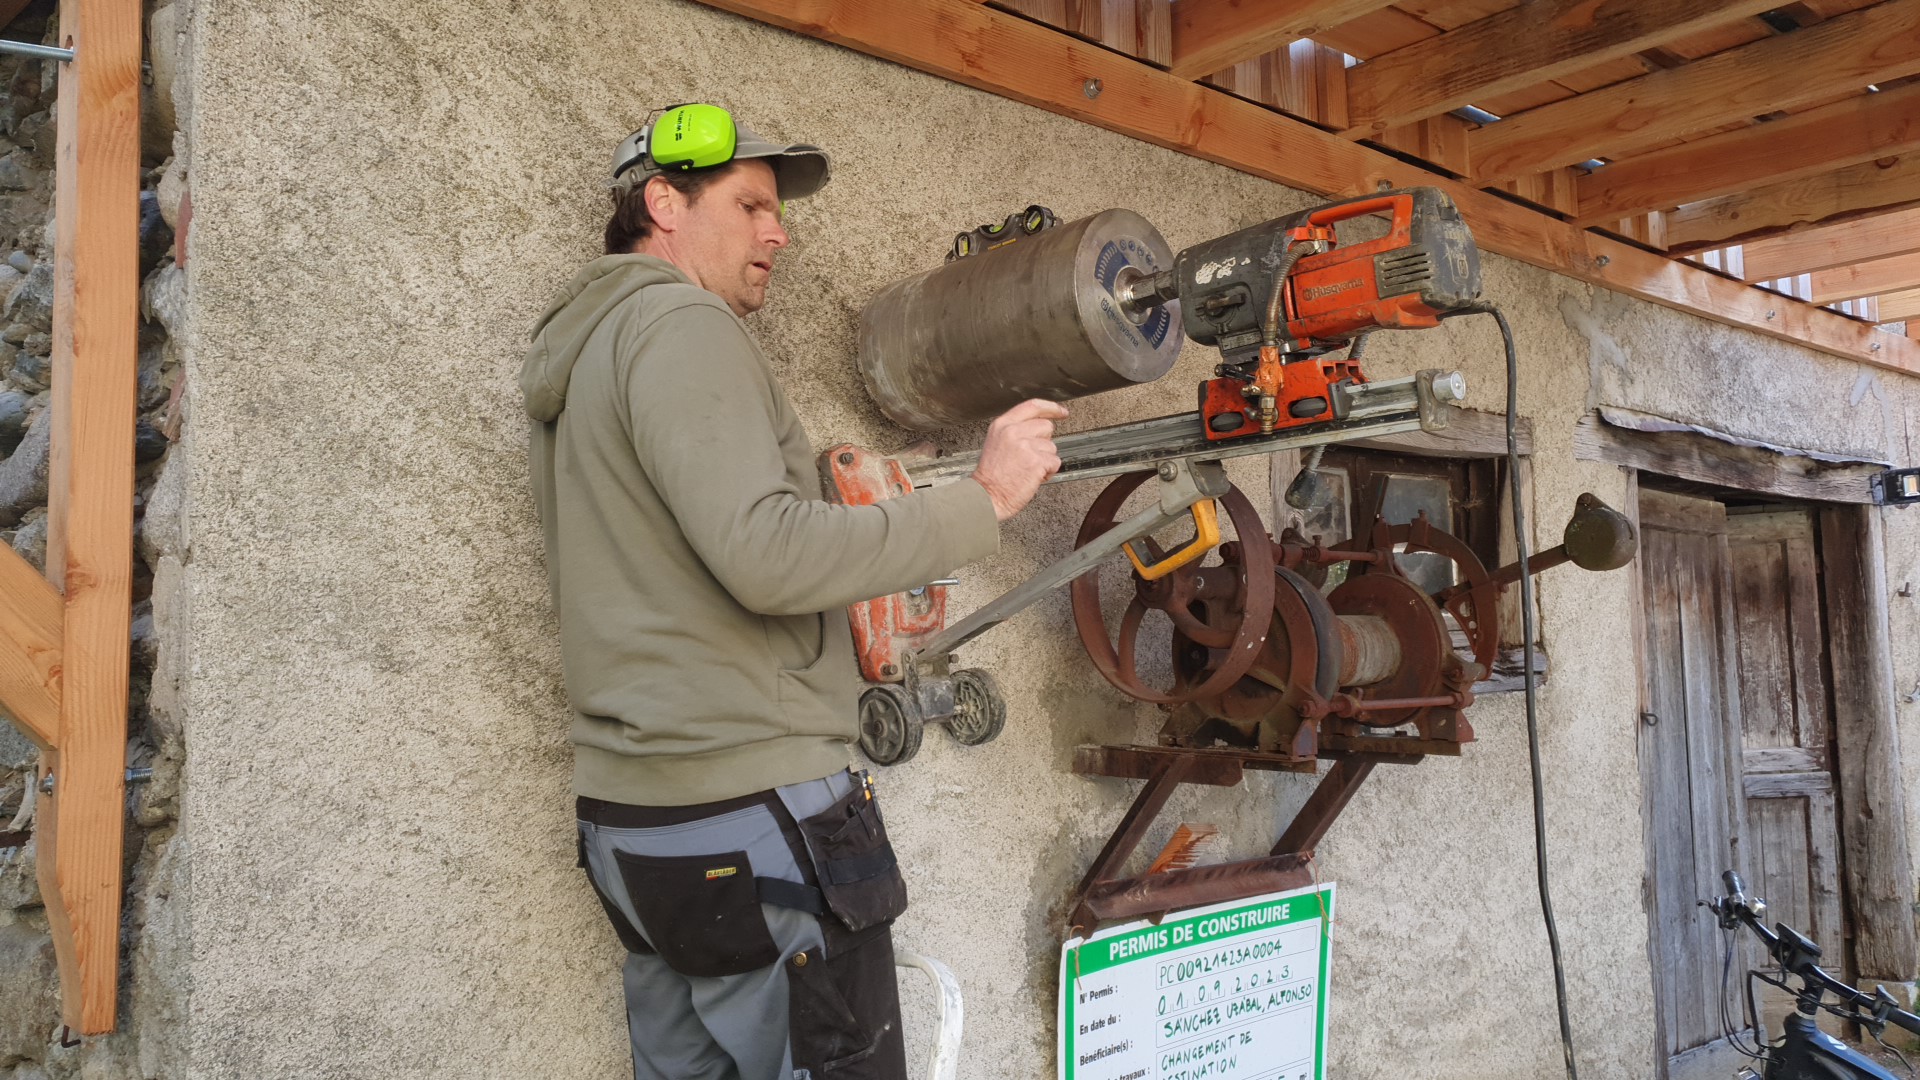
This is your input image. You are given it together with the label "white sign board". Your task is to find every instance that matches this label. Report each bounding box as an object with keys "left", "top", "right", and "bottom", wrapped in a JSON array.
[{"left": 1058, "top": 883, "right": 1335, "bottom": 1080}]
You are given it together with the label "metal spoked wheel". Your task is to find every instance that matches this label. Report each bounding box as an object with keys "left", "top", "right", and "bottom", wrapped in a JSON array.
[
  {"left": 945, "top": 668, "right": 1007, "bottom": 747},
  {"left": 858, "top": 683, "right": 925, "bottom": 765}
]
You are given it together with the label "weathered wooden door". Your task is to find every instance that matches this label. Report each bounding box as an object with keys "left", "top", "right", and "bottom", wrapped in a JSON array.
[
  {"left": 1726, "top": 509, "right": 1845, "bottom": 974},
  {"left": 1637, "top": 489, "right": 1746, "bottom": 1067}
]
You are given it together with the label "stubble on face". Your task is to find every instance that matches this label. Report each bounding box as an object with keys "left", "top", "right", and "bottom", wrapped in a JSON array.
[{"left": 681, "top": 160, "right": 786, "bottom": 317}]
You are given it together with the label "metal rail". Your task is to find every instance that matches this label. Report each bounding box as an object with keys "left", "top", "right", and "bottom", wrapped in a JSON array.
[{"left": 907, "top": 370, "right": 1464, "bottom": 488}]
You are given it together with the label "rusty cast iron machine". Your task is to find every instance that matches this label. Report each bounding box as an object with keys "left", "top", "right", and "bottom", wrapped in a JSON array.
[{"left": 821, "top": 189, "right": 1636, "bottom": 927}]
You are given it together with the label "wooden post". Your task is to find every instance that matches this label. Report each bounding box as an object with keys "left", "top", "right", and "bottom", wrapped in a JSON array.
[
  {"left": 1818, "top": 505, "right": 1920, "bottom": 983},
  {"left": 32, "top": 0, "right": 141, "bottom": 1035}
]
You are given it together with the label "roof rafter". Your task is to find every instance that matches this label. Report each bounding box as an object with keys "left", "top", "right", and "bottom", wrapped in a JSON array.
[
  {"left": 1809, "top": 251, "right": 1920, "bottom": 304},
  {"left": 1878, "top": 286, "right": 1920, "bottom": 321},
  {"left": 1739, "top": 206, "right": 1920, "bottom": 281},
  {"left": 1665, "top": 153, "right": 1920, "bottom": 252},
  {"left": 1575, "top": 79, "right": 1920, "bottom": 224},
  {"left": 1471, "top": 0, "right": 1920, "bottom": 183},
  {"left": 1343, "top": 0, "right": 1780, "bottom": 138},
  {"left": 1168, "top": 0, "right": 1400, "bottom": 80}
]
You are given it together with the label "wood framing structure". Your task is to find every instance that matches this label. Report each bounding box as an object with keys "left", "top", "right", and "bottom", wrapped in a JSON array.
[
  {"left": 0, "top": 0, "right": 141, "bottom": 1037},
  {"left": 700, "top": 0, "right": 1920, "bottom": 368}
]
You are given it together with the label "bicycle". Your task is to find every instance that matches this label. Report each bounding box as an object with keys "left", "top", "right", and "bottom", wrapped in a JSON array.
[{"left": 1706, "top": 869, "right": 1920, "bottom": 1079}]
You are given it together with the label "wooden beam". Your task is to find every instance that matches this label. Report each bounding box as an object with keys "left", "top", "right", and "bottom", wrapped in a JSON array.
[
  {"left": 0, "top": 544, "right": 63, "bottom": 750},
  {"left": 1818, "top": 504, "right": 1920, "bottom": 982},
  {"left": 1664, "top": 154, "right": 1920, "bottom": 254},
  {"left": 37, "top": 0, "right": 141, "bottom": 1037},
  {"left": 1878, "top": 286, "right": 1920, "bottom": 321},
  {"left": 1168, "top": 0, "right": 1399, "bottom": 80},
  {"left": 1738, "top": 206, "right": 1920, "bottom": 282},
  {"left": 1343, "top": 0, "right": 1779, "bottom": 138},
  {"left": 1470, "top": 0, "right": 1920, "bottom": 183},
  {"left": 1574, "top": 80, "right": 1920, "bottom": 225},
  {"left": 1572, "top": 415, "right": 1881, "bottom": 503},
  {"left": 695, "top": 0, "right": 1920, "bottom": 374},
  {"left": 1808, "top": 251, "right": 1920, "bottom": 304}
]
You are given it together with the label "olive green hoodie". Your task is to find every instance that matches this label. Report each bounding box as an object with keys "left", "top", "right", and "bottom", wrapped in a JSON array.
[{"left": 523, "top": 255, "right": 998, "bottom": 805}]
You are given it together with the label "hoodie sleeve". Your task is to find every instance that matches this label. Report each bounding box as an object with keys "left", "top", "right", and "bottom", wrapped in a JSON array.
[{"left": 621, "top": 302, "right": 999, "bottom": 617}]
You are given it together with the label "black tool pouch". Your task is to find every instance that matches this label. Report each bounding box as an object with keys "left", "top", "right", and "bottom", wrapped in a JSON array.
[
  {"left": 613, "top": 848, "right": 782, "bottom": 977},
  {"left": 795, "top": 784, "right": 909, "bottom": 936}
]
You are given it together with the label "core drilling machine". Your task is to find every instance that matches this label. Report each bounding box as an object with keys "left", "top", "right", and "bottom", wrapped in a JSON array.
[{"left": 825, "top": 188, "right": 1634, "bottom": 765}]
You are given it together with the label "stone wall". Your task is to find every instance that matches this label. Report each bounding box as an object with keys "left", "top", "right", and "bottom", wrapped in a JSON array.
[
  {"left": 3, "top": 0, "right": 1919, "bottom": 1077},
  {"left": 0, "top": 0, "right": 188, "bottom": 1076}
]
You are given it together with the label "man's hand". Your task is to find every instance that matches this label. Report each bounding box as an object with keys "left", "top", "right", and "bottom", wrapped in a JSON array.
[{"left": 973, "top": 399, "right": 1068, "bottom": 522}]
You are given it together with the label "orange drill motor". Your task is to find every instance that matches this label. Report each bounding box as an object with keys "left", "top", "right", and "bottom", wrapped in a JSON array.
[{"left": 1120, "top": 187, "right": 1482, "bottom": 441}]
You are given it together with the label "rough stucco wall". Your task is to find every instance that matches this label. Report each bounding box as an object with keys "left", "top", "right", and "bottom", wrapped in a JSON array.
[{"left": 174, "top": 0, "right": 1920, "bottom": 1077}]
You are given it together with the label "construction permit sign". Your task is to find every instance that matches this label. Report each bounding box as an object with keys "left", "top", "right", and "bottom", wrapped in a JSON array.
[{"left": 1058, "top": 883, "right": 1334, "bottom": 1080}]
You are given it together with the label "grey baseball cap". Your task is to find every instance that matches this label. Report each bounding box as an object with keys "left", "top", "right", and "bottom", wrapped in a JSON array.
[{"left": 611, "top": 114, "right": 832, "bottom": 201}]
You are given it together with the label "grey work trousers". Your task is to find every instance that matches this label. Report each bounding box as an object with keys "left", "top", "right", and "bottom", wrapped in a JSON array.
[{"left": 577, "top": 770, "right": 908, "bottom": 1080}]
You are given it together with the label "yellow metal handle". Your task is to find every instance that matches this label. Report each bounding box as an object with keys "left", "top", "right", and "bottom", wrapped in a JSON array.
[{"left": 1124, "top": 499, "right": 1220, "bottom": 581}]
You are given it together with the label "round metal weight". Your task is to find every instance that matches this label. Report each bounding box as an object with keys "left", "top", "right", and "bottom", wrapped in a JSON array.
[
  {"left": 945, "top": 668, "right": 1007, "bottom": 746},
  {"left": 858, "top": 684, "right": 925, "bottom": 765}
]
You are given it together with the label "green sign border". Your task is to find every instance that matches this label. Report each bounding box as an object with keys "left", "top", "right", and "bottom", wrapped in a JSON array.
[{"left": 1059, "top": 884, "right": 1335, "bottom": 1080}]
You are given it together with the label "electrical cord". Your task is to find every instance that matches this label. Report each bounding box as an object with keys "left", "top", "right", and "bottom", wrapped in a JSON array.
[{"left": 1446, "top": 302, "right": 1579, "bottom": 1080}]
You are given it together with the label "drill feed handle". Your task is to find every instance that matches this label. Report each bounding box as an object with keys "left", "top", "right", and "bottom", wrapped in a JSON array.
[{"left": 1123, "top": 498, "right": 1220, "bottom": 581}]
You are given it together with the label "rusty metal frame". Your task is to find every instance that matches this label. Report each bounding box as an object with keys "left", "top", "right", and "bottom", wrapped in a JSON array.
[{"left": 1065, "top": 745, "right": 1427, "bottom": 930}]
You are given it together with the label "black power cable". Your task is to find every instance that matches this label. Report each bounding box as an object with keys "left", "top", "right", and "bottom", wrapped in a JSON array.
[{"left": 1445, "top": 302, "right": 1579, "bottom": 1080}]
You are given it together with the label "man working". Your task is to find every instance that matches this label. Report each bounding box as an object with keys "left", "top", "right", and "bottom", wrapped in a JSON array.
[{"left": 521, "top": 103, "right": 1064, "bottom": 1079}]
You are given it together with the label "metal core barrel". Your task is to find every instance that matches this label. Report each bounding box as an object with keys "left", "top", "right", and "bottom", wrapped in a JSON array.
[{"left": 858, "top": 209, "right": 1185, "bottom": 430}]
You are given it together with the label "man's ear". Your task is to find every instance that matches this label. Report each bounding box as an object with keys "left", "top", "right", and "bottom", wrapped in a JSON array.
[{"left": 643, "top": 176, "right": 680, "bottom": 234}]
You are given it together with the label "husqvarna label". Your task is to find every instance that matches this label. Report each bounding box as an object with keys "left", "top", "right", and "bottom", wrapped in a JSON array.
[{"left": 1095, "top": 239, "right": 1173, "bottom": 351}]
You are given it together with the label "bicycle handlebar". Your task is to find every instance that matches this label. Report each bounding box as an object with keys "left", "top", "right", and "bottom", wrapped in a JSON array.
[{"left": 1713, "top": 870, "right": 1920, "bottom": 1036}]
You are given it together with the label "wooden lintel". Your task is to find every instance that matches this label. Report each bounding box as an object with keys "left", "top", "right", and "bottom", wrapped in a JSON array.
[
  {"left": 1738, "top": 207, "right": 1920, "bottom": 282},
  {"left": 1470, "top": 0, "right": 1920, "bottom": 183},
  {"left": 0, "top": 543, "right": 63, "bottom": 750},
  {"left": 1808, "top": 251, "right": 1920, "bottom": 305},
  {"left": 36, "top": 0, "right": 142, "bottom": 1038},
  {"left": 693, "top": 0, "right": 1920, "bottom": 376},
  {"left": 1663, "top": 154, "right": 1920, "bottom": 254},
  {"left": 1168, "top": 0, "right": 1398, "bottom": 80},
  {"left": 1342, "top": 0, "right": 1778, "bottom": 138},
  {"left": 1574, "top": 80, "right": 1920, "bottom": 226},
  {"left": 1572, "top": 414, "right": 1881, "bottom": 504}
]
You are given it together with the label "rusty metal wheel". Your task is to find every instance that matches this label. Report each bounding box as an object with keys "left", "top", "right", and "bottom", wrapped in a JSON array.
[{"left": 1069, "top": 472, "right": 1276, "bottom": 705}]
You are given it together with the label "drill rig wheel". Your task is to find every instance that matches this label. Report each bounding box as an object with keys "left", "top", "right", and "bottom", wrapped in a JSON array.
[
  {"left": 945, "top": 668, "right": 1007, "bottom": 747},
  {"left": 1070, "top": 472, "right": 1276, "bottom": 705},
  {"left": 858, "top": 683, "right": 925, "bottom": 765}
]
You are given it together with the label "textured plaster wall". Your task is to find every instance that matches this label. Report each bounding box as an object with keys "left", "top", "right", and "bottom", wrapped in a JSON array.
[{"left": 170, "top": 0, "right": 1920, "bottom": 1077}]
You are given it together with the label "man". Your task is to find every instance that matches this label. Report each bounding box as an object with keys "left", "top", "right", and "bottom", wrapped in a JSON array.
[{"left": 521, "top": 105, "right": 1064, "bottom": 1080}]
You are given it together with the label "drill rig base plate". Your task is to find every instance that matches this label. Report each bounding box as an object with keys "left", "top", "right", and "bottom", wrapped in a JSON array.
[{"left": 1064, "top": 742, "right": 1438, "bottom": 931}]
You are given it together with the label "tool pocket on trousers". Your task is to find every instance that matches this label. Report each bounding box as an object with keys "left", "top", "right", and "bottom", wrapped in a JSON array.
[
  {"left": 787, "top": 949, "right": 879, "bottom": 1074},
  {"left": 612, "top": 848, "right": 781, "bottom": 978},
  {"left": 795, "top": 786, "right": 909, "bottom": 934}
]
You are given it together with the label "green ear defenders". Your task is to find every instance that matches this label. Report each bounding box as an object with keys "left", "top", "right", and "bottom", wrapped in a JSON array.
[
  {"left": 613, "top": 104, "right": 737, "bottom": 185},
  {"left": 610, "top": 106, "right": 833, "bottom": 201}
]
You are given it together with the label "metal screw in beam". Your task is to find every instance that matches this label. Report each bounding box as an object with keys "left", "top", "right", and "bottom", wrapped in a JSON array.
[
  {"left": 0, "top": 40, "right": 74, "bottom": 63},
  {"left": 37, "top": 768, "right": 152, "bottom": 796},
  {"left": 1082, "top": 78, "right": 1101, "bottom": 99}
]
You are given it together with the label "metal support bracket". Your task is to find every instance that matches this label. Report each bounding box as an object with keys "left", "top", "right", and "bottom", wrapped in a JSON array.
[{"left": 1064, "top": 743, "right": 1422, "bottom": 931}]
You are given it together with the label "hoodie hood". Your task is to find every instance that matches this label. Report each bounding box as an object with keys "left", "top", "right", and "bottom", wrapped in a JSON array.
[{"left": 521, "top": 254, "right": 693, "bottom": 422}]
